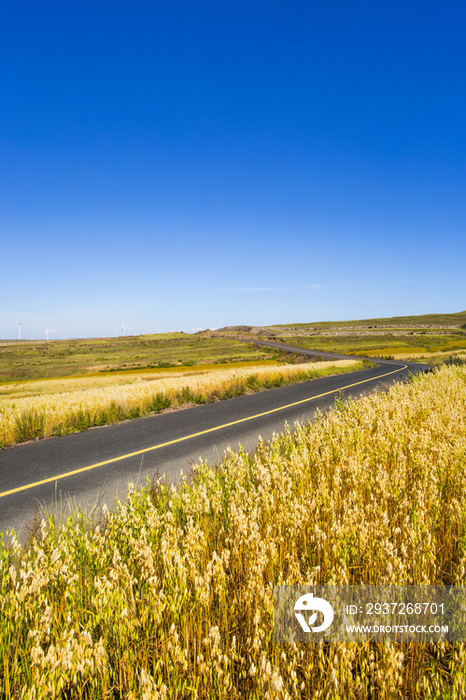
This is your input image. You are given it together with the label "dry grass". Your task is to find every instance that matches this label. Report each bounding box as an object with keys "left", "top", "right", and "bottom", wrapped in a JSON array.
[
  {"left": 0, "top": 359, "right": 362, "bottom": 447},
  {"left": 2, "top": 365, "right": 466, "bottom": 698},
  {"left": 0, "top": 361, "right": 280, "bottom": 400}
]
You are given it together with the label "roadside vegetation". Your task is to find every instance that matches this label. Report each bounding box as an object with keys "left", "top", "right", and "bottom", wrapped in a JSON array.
[
  {"left": 2, "top": 365, "right": 466, "bottom": 698},
  {"left": 0, "top": 359, "right": 365, "bottom": 447}
]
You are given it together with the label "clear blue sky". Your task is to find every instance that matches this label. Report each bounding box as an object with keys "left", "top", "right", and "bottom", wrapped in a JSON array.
[{"left": 1, "top": 0, "right": 465, "bottom": 339}]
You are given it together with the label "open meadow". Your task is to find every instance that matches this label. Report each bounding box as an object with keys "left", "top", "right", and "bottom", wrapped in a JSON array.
[{"left": 2, "top": 364, "right": 466, "bottom": 698}]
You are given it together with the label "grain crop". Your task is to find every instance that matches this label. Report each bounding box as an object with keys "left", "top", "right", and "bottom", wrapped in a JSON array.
[{"left": 2, "top": 365, "right": 466, "bottom": 697}]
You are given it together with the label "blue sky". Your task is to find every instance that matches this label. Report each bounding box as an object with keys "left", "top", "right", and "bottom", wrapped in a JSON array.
[{"left": 1, "top": 0, "right": 465, "bottom": 339}]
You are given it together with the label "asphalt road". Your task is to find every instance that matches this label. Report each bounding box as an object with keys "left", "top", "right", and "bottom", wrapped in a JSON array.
[{"left": 0, "top": 343, "right": 429, "bottom": 539}]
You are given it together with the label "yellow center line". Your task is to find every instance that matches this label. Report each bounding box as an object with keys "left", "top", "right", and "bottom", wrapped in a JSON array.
[{"left": 0, "top": 364, "right": 407, "bottom": 498}]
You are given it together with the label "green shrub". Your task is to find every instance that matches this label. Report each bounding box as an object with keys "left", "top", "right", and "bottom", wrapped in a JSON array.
[
  {"left": 216, "top": 383, "right": 246, "bottom": 400},
  {"left": 13, "top": 409, "right": 46, "bottom": 443},
  {"left": 246, "top": 374, "right": 261, "bottom": 391},
  {"left": 176, "top": 386, "right": 208, "bottom": 405},
  {"left": 146, "top": 392, "right": 172, "bottom": 412},
  {"left": 69, "top": 408, "right": 93, "bottom": 430}
]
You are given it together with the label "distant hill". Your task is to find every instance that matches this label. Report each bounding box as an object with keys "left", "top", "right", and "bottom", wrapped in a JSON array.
[{"left": 270, "top": 311, "right": 466, "bottom": 330}]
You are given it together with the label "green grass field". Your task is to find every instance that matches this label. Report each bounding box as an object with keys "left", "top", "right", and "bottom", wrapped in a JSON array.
[{"left": 0, "top": 334, "right": 279, "bottom": 384}]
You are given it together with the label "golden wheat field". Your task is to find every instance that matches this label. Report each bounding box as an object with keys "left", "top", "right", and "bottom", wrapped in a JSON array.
[
  {"left": 2, "top": 365, "right": 466, "bottom": 698},
  {"left": 0, "top": 359, "right": 362, "bottom": 447}
]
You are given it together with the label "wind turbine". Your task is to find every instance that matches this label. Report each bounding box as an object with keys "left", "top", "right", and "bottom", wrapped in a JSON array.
[
  {"left": 45, "top": 329, "right": 58, "bottom": 341},
  {"left": 16, "top": 321, "right": 22, "bottom": 340},
  {"left": 122, "top": 322, "right": 125, "bottom": 336}
]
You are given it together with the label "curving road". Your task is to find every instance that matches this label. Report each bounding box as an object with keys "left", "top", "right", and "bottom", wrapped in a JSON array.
[{"left": 0, "top": 343, "right": 429, "bottom": 539}]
